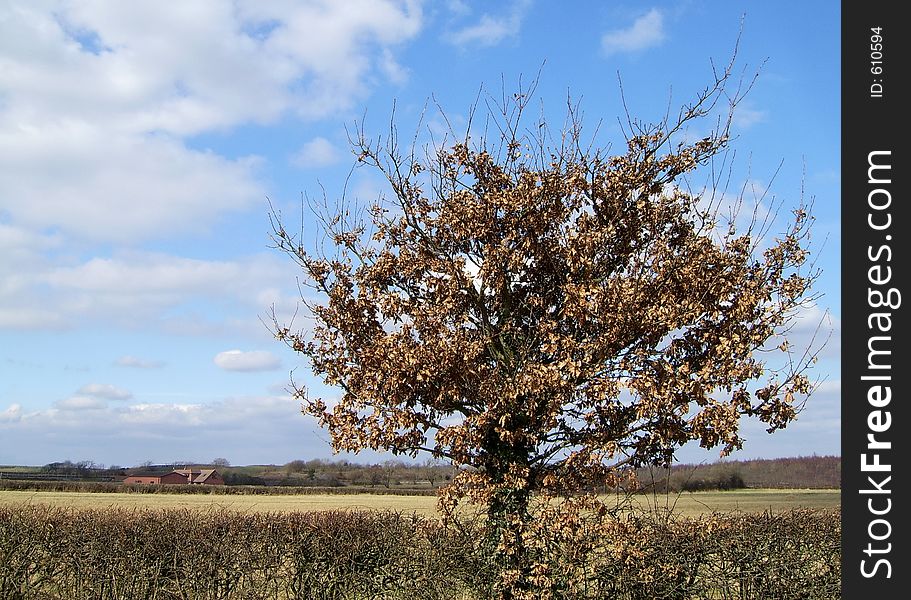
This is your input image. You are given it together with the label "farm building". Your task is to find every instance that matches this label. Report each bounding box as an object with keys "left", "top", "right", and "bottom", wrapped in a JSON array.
[{"left": 123, "top": 468, "right": 224, "bottom": 486}]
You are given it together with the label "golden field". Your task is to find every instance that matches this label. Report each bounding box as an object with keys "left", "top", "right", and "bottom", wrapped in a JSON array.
[{"left": 0, "top": 487, "right": 839, "bottom": 517}]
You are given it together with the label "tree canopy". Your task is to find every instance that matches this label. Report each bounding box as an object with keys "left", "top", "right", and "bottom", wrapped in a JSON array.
[{"left": 270, "top": 58, "right": 822, "bottom": 595}]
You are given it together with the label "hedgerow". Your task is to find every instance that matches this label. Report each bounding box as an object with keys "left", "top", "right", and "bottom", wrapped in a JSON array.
[{"left": 0, "top": 505, "right": 839, "bottom": 599}]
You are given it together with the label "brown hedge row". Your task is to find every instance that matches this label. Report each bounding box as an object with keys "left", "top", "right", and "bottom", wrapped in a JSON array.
[{"left": 0, "top": 505, "right": 839, "bottom": 599}]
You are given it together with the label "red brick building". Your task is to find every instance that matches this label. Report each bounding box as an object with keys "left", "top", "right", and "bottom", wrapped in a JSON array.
[{"left": 123, "top": 468, "right": 224, "bottom": 486}]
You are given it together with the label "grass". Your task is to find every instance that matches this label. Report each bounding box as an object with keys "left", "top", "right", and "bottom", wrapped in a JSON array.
[
  {"left": 624, "top": 488, "right": 840, "bottom": 516},
  {"left": 0, "top": 487, "right": 838, "bottom": 517}
]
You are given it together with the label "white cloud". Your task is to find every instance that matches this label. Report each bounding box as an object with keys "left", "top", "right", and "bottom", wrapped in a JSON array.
[
  {"left": 0, "top": 131, "right": 265, "bottom": 243},
  {"left": 0, "top": 224, "right": 61, "bottom": 257},
  {"left": 0, "top": 1, "right": 423, "bottom": 243},
  {"left": 788, "top": 303, "right": 840, "bottom": 360},
  {"left": 791, "top": 303, "right": 837, "bottom": 333},
  {"left": 45, "top": 254, "right": 272, "bottom": 297},
  {"left": 733, "top": 102, "right": 768, "bottom": 129},
  {"left": 291, "top": 137, "right": 343, "bottom": 169},
  {"left": 379, "top": 47, "right": 409, "bottom": 85},
  {"left": 0, "top": 307, "right": 67, "bottom": 331},
  {"left": 214, "top": 349, "right": 282, "bottom": 372},
  {"left": 1, "top": 251, "right": 291, "bottom": 333},
  {"left": 55, "top": 396, "right": 108, "bottom": 411},
  {"left": 0, "top": 404, "right": 22, "bottom": 423},
  {"left": 446, "top": 0, "right": 531, "bottom": 47},
  {"left": 116, "top": 356, "right": 165, "bottom": 369},
  {"left": 601, "top": 8, "right": 665, "bottom": 56},
  {"left": 445, "top": 0, "right": 472, "bottom": 17},
  {"left": 6, "top": 395, "right": 298, "bottom": 433},
  {"left": 0, "top": 394, "right": 317, "bottom": 465},
  {"left": 120, "top": 395, "right": 295, "bottom": 429},
  {"left": 811, "top": 379, "right": 840, "bottom": 396},
  {"left": 0, "top": 2, "right": 424, "bottom": 338},
  {"left": 76, "top": 383, "right": 133, "bottom": 400},
  {"left": 0, "top": 224, "right": 65, "bottom": 329},
  {"left": 2, "top": 1, "right": 422, "bottom": 132}
]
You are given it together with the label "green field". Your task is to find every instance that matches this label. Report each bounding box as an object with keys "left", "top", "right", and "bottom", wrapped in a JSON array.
[
  {"left": 626, "top": 488, "right": 840, "bottom": 515},
  {"left": 0, "top": 488, "right": 838, "bottom": 516}
]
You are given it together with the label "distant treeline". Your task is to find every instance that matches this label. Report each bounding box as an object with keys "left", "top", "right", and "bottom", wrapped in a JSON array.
[
  {"left": 1, "top": 458, "right": 458, "bottom": 493},
  {"left": 0, "top": 479, "right": 439, "bottom": 496},
  {"left": 635, "top": 455, "right": 841, "bottom": 492},
  {"left": 2, "top": 455, "right": 840, "bottom": 492}
]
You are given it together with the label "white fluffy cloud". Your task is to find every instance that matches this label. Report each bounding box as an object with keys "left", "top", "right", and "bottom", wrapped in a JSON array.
[
  {"left": 47, "top": 384, "right": 132, "bottom": 414},
  {"left": 214, "top": 350, "right": 282, "bottom": 372},
  {"left": 0, "top": 1, "right": 423, "bottom": 243},
  {"left": 601, "top": 8, "right": 665, "bottom": 56},
  {"left": 1, "top": 251, "right": 293, "bottom": 332},
  {"left": 2, "top": 1, "right": 422, "bottom": 131},
  {"left": 0, "top": 131, "right": 264, "bottom": 243},
  {"left": 0, "top": 2, "right": 423, "bottom": 338}
]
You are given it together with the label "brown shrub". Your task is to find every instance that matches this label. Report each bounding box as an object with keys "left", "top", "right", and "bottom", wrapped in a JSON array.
[{"left": 0, "top": 505, "right": 839, "bottom": 599}]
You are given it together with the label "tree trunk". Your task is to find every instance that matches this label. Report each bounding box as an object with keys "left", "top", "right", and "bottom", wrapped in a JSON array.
[{"left": 485, "top": 465, "right": 534, "bottom": 599}]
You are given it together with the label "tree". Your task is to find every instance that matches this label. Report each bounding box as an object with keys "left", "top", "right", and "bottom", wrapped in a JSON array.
[
  {"left": 271, "top": 55, "right": 822, "bottom": 597},
  {"left": 422, "top": 458, "right": 442, "bottom": 487},
  {"left": 211, "top": 457, "right": 231, "bottom": 467},
  {"left": 285, "top": 459, "right": 307, "bottom": 474}
]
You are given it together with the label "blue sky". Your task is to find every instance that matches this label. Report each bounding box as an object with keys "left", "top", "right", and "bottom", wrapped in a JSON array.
[{"left": 0, "top": 1, "right": 840, "bottom": 467}]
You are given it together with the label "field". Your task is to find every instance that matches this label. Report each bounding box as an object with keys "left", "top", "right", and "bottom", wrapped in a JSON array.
[
  {"left": 0, "top": 487, "right": 839, "bottom": 516},
  {"left": 0, "top": 489, "right": 440, "bottom": 515},
  {"left": 626, "top": 488, "right": 840, "bottom": 515}
]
